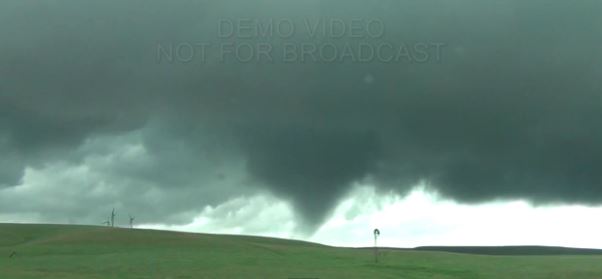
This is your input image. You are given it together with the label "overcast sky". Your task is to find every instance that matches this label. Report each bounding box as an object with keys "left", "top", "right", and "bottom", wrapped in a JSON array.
[{"left": 2, "top": 0, "right": 602, "bottom": 247}]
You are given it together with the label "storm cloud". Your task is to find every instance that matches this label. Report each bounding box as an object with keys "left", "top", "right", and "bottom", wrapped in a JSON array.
[{"left": 1, "top": 0, "right": 601, "bottom": 231}]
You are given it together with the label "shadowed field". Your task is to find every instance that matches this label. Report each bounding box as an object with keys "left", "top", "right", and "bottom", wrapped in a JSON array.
[{"left": 1, "top": 223, "right": 602, "bottom": 278}]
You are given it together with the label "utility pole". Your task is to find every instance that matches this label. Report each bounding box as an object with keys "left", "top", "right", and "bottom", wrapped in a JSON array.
[
  {"left": 110, "top": 208, "right": 116, "bottom": 227},
  {"left": 129, "top": 215, "right": 135, "bottom": 229}
]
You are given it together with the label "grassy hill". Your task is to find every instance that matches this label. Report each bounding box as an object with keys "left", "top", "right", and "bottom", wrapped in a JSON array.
[
  {"left": 414, "top": 246, "right": 602, "bottom": 256},
  {"left": 1, "top": 223, "right": 602, "bottom": 278}
]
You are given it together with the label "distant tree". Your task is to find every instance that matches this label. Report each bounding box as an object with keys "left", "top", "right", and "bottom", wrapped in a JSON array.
[
  {"left": 373, "top": 228, "right": 380, "bottom": 263},
  {"left": 129, "top": 215, "right": 135, "bottom": 229},
  {"left": 110, "top": 208, "right": 116, "bottom": 227}
]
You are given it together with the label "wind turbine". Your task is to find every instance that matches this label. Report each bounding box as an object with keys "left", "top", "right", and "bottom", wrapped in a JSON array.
[
  {"left": 373, "top": 228, "right": 380, "bottom": 263},
  {"left": 129, "top": 215, "right": 135, "bottom": 229}
]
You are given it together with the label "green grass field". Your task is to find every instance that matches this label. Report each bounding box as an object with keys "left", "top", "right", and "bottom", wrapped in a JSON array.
[{"left": 1, "top": 223, "right": 602, "bottom": 278}]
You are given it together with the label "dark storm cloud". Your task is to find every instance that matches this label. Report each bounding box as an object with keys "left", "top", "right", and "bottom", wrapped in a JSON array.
[{"left": 1, "top": 0, "right": 602, "bottom": 229}]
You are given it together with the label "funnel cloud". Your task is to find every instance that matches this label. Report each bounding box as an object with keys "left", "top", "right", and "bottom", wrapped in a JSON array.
[{"left": 1, "top": 0, "right": 601, "bottom": 230}]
